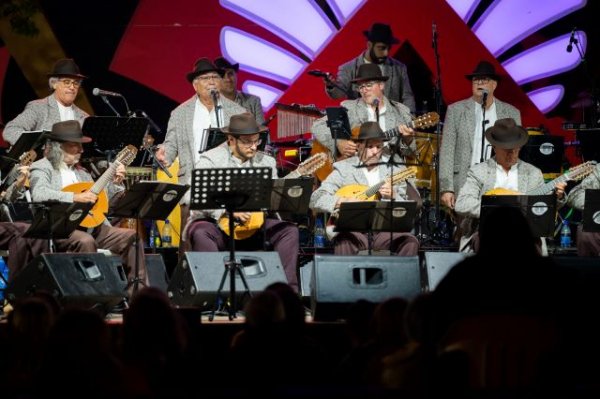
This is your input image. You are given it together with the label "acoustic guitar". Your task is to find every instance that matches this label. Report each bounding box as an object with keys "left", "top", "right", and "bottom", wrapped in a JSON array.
[
  {"left": 311, "top": 112, "right": 440, "bottom": 181},
  {"left": 485, "top": 161, "right": 597, "bottom": 196},
  {"left": 0, "top": 149, "right": 37, "bottom": 200},
  {"left": 218, "top": 152, "right": 327, "bottom": 240},
  {"left": 326, "top": 166, "right": 417, "bottom": 239},
  {"left": 62, "top": 145, "right": 138, "bottom": 229}
]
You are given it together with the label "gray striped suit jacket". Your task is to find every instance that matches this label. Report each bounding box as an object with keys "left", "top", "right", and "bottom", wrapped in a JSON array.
[
  {"left": 234, "top": 91, "right": 265, "bottom": 126},
  {"left": 439, "top": 98, "right": 521, "bottom": 196},
  {"left": 567, "top": 163, "right": 600, "bottom": 210},
  {"left": 3, "top": 94, "right": 88, "bottom": 145}
]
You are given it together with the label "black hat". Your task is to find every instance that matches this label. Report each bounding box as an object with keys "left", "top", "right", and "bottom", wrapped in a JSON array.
[
  {"left": 351, "top": 64, "right": 389, "bottom": 83},
  {"left": 356, "top": 121, "right": 387, "bottom": 141},
  {"left": 47, "top": 58, "right": 87, "bottom": 79},
  {"left": 48, "top": 120, "right": 92, "bottom": 143},
  {"left": 221, "top": 113, "right": 268, "bottom": 135},
  {"left": 484, "top": 118, "right": 528, "bottom": 149},
  {"left": 186, "top": 58, "right": 223, "bottom": 83},
  {"left": 214, "top": 57, "right": 239, "bottom": 72},
  {"left": 465, "top": 60, "right": 501, "bottom": 81},
  {"left": 363, "top": 23, "right": 399, "bottom": 44}
]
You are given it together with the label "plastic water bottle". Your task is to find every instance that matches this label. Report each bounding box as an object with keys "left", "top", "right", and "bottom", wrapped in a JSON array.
[
  {"left": 560, "top": 219, "right": 571, "bottom": 248},
  {"left": 0, "top": 257, "right": 8, "bottom": 301},
  {"left": 162, "top": 219, "right": 172, "bottom": 248},
  {"left": 314, "top": 218, "right": 325, "bottom": 248}
]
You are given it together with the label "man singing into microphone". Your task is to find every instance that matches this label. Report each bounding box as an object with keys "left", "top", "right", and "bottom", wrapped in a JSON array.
[
  {"left": 439, "top": 60, "right": 521, "bottom": 211},
  {"left": 4, "top": 58, "right": 89, "bottom": 145},
  {"left": 311, "top": 63, "right": 416, "bottom": 172},
  {"left": 155, "top": 57, "right": 246, "bottom": 254}
]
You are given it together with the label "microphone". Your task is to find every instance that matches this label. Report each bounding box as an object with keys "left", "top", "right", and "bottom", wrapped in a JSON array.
[
  {"left": 432, "top": 22, "right": 437, "bottom": 48},
  {"left": 481, "top": 88, "right": 489, "bottom": 104},
  {"left": 137, "top": 110, "right": 162, "bottom": 134},
  {"left": 210, "top": 89, "right": 220, "bottom": 105},
  {"left": 566, "top": 27, "right": 577, "bottom": 53},
  {"left": 373, "top": 98, "right": 380, "bottom": 122},
  {"left": 308, "top": 70, "right": 331, "bottom": 78},
  {"left": 92, "top": 88, "right": 122, "bottom": 97}
]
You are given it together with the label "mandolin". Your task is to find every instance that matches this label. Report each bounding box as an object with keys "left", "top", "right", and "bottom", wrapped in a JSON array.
[
  {"left": 218, "top": 152, "right": 327, "bottom": 240},
  {"left": 311, "top": 112, "right": 440, "bottom": 181},
  {"left": 62, "top": 145, "right": 138, "bottom": 228},
  {"left": 326, "top": 166, "right": 417, "bottom": 239},
  {"left": 485, "top": 161, "right": 597, "bottom": 196},
  {"left": 0, "top": 149, "right": 37, "bottom": 199}
]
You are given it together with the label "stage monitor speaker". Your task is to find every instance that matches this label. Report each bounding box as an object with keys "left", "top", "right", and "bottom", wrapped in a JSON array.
[
  {"left": 146, "top": 254, "right": 169, "bottom": 292},
  {"left": 424, "top": 251, "right": 469, "bottom": 291},
  {"left": 167, "top": 251, "right": 287, "bottom": 308},
  {"left": 6, "top": 253, "right": 127, "bottom": 311},
  {"left": 311, "top": 255, "right": 421, "bottom": 321}
]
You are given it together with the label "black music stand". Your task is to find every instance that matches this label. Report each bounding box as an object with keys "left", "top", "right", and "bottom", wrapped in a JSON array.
[
  {"left": 190, "top": 167, "right": 273, "bottom": 320},
  {"left": 24, "top": 202, "right": 93, "bottom": 253},
  {"left": 82, "top": 116, "right": 149, "bottom": 161},
  {"left": 481, "top": 195, "right": 557, "bottom": 237},
  {"left": 583, "top": 189, "right": 600, "bottom": 232},
  {"left": 325, "top": 107, "right": 351, "bottom": 162},
  {"left": 0, "top": 131, "right": 48, "bottom": 174},
  {"left": 334, "top": 201, "right": 417, "bottom": 255},
  {"left": 270, "top": 177, "right": 313, "bottom": 214},
  {"left": 110, "top": 181, "right": 189, "bottom": 294}
]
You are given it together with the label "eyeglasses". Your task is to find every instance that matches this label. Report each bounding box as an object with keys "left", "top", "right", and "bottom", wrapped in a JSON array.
[
  {"left": 472, "top": 77, "right": 492, "bottom": 84},
  {"left": 356, "top": 81, "right": 378, "bottom": 91},
  {"left": 237, "top": 138, "right": 262, "bottom": 148},
  {"left": 196, "top": 74, "right": 222, "bottom": 82},
  {"left": 58, "top": 79, "right": 82, "bottom": 88}
]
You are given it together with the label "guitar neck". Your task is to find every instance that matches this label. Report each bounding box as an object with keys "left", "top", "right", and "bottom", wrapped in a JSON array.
[
  {"left": 90, "top": 162, "right": 119, "bottom": 195},
  {"left": 527, "top": 174, "right": 569, "bottom": 196}
]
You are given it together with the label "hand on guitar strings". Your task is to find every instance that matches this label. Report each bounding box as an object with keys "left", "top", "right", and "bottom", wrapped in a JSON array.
[
  {"left": 113, "top": 163, "right": 126, "bottom": 184},
  {"left": 233, "top": 212, "right": 252, "bottom": 224},
  {"left": 336, "top": 139, "right": 358, "bottom": 158},
  {"left": 74, "top": 191, "right": 98, "bottom": 204}
]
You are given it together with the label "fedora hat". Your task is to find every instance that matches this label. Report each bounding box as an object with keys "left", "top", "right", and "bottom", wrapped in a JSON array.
[
  {"left": 48, "top": 120, "right": 92, "bottom": 143},
  {"left": 363, "top": 23, "right": 399, "bottom": 44},
  {"left": 465, "top": 60, "right": 501, "bottom": 81},
  {"left": 186, "top": 57, "right": 223, "bottom": 83},
  {"left": 221, "top": 113, "right": 268, "bottom": 135},
  {"left": 484, "top": 118, "right": 528, "bottom": 149},
  {"left": 47, "top": 58, "right": 87, "bottom": 79},
  {"left": 214, "top": 56, "right": 239, "bottom": 72},
  {"left": 356, "top": 121, "right": 387, "bottom": 141},
  {"left": 351, "top": 63, "right": 389, "bottom": 83}
]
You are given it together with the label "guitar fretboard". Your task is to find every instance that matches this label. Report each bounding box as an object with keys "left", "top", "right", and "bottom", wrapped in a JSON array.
[{"left": 90, "top": 162, "right": 121, "bottom": 195}]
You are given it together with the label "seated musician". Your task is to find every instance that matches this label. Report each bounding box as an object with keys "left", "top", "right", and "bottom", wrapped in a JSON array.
[
  {"left": 185, "top": 113, "right": 300, "bottom": 292},
  {"left": 566, "top": 162, "right": 600, "bottom": 256},
  {"left": 311, "top": 63, "right": 416, "bottom": 164},
  {"left": 28, "top": 120, "right": 147, "bottom": 292},
  {"left": 454, "top": 118, "right": 567, "bottom": 252},
  {"left": 309, "top": 122, "right": 419, "bottom": 256}
]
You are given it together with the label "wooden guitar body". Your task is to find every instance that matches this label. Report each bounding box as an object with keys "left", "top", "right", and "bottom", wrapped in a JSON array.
[
  {"left": 335, "top": 184, "right": 378, "bottom": 201},
  {"left": 62, "top": 182, "right": 109, "bottom": 228},
  {"left": 484, "top": 188, "right": 521, "bottom": 196}
]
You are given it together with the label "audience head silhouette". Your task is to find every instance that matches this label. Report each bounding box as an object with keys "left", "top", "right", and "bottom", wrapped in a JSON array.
[{"left": 478, "top": 206, "right": 538, "bottom": 258}]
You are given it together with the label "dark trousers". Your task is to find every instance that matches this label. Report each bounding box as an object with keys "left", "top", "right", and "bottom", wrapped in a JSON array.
[
  {"left": 0, "top": 222, "right": 46, "bottom": 280},
  {"left": 334, "top": 231, "right": 419, "bottom": 256},
  {"left": 577, "top": 224, "right": 600, "bottom": 257},
  {"left": 188, "top": 219, "right": 299, "bottom": 292}
]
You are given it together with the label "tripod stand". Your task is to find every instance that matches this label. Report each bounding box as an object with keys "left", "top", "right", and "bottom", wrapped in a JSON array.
[
  {"left": 190, "top": 167, "right": 273, "bottom": 321},
  {"left": 110, "top": 181, "right": 188, "bottom": 295}
]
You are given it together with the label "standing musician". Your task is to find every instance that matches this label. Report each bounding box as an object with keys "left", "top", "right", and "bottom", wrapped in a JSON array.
[
  {"left": 185, "top": 113, "right": 300, "bottom": 292},
  {"left": 311, "top": 63, "right": 416, "bottom": 169},
  {"left": 28, "top": 120, "right": 147, "bottom": 291},
  {"left": 454, "top": 118, "right": 566, "bottom": 252},
  {"left": 310, "top": 122, "right": 419, "bottom": 256}
]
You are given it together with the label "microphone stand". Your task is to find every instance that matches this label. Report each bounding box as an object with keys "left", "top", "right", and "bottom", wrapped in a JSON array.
[
  {"left": 100, "top": 95, "right": 121, "bottom": 117},
  {"left": 479, "top": 93, "right": 488, "bottom": 163},
  {"left": 212, "top": 92, "right": 222, "bottom": 128},
  {"left": 569, "top": 29, "right": 599, "bottom": 127}
]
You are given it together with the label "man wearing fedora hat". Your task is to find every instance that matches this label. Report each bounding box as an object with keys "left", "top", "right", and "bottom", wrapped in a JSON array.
[
  {"left": 29, "top": 120, "right": 148, "bottom": 292},
  {"left": 310, "top": 121, "right": 419, "bottom": 256},
  {"left": 454, "top": 118, "right": 566, "bottom": 252},
  {"left": 312, "top": 62, "right": 416, "bottom": 171},
  {"left": 439, "top": 60, "right": 521, "bottom": 211},
  {"left": 214, "top": 56, "right": 265, "bottom": 126},
  {"left": 185, "top": 113, "right": 300, "bottom": 292},
  {"left": 156, "top": 57, "right": 246, "bottom": 248},
  {"left": 4, "top": 58, "right": 89, "bottom": 146},
  {"left": 324, "top": 22, "right": 415, "bottom": 113}
]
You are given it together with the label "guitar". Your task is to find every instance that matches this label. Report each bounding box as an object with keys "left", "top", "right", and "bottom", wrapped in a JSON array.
[
  {"left": 326, "top": 166, "right": 418, "bottom": 239},
  {"left": 62, "top": 145, "right": 138, "bottom": 228},
  {"left": 485, "top": 161, "right": 597, "bottom": 196},
  {"left": 311, "top": 112, "right": 440, "bottom": 181},
  {"left": 218, "top": 152, "right": 327, "bottom": 240},
  {"left": 0, "top": 149, "right": 37, "bottom": 200}
]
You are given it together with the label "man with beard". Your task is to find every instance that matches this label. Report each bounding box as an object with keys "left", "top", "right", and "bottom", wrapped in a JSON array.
[{"left": 323, "top": 22, "right": 415, "bottom": 114}]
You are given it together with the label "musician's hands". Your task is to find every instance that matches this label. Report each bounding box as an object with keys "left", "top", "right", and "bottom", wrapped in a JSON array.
[
  {"left": 74, "top": 191, "right": 98, "bottom": 204},
  {"left": 16, "top": 165, "right": 30, "bottom": 187},
  {"left": 233, "top": 212, "right": 252, "bottom": 224},
  {"left": 441, "top": 192, "right": 455, "bottom": 209},
  {"left": 555, "top": 182, "right": 567, "bottom": 199},
  {"left": 155, "top": 145, "right": 167, "bottom": 166},
  {"left": 398, "top": 125, "right": 415, "bottom": 144},
  {"left": 113, "top": 164, "right": 126, "bottom": 184},
  {"left": 336, "top": 139, "right": 358, "bottom": 158},
  {"left": 379, "top": 181, "right": 394, "bottom": 199}
]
